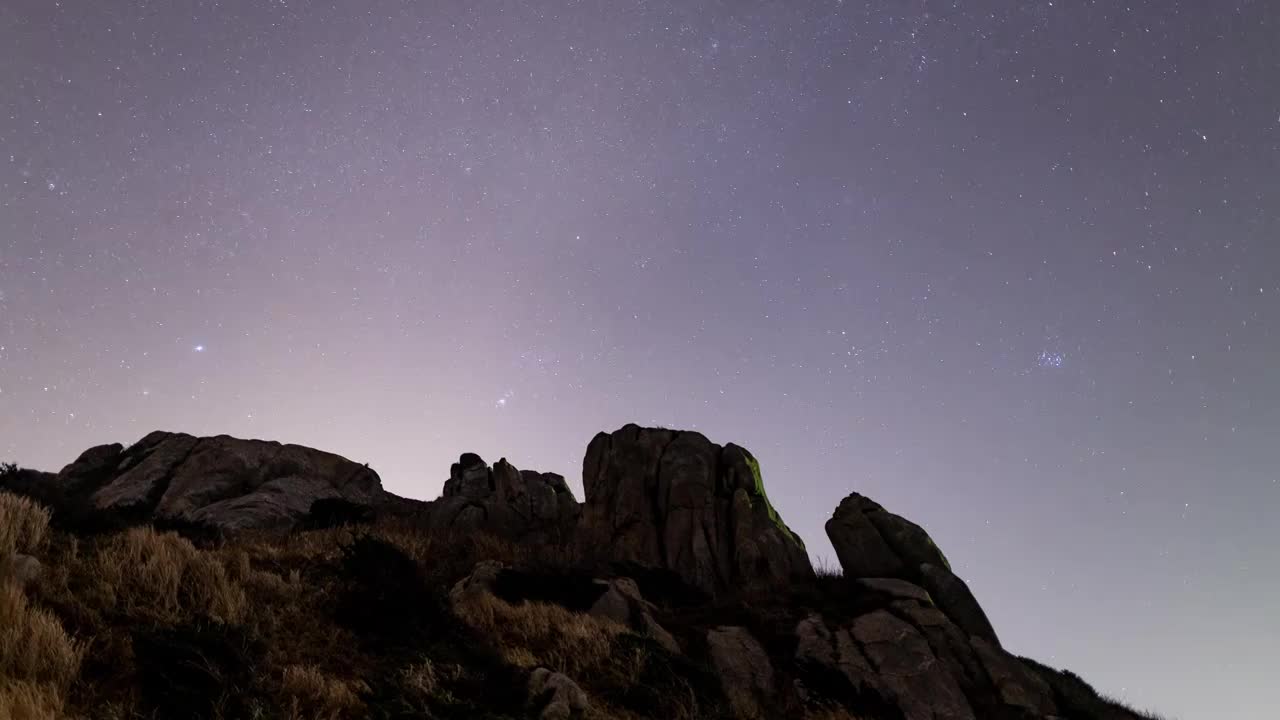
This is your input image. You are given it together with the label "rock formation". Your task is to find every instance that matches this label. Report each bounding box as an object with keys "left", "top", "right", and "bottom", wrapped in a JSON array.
[
  {"left": 587, "top": 577, "right": 680, "bottom": 653},
  {"left": 427, "top": 453, "right": 580, "bottom": 543},
  {"left": 80, "top": 431, "right": 385, "bottom": 531},
  {"left": 793, "top": 589, "right": 1063, "bottom": 720},
  {"left": 826, "top": 492, "right": 999, "bottom": 645},
  {"left": 527, "top": 667, "right": 590, "bottom": 720},
  {"left": 579, "top": 424, "right": 813, "bottom": 596},
  {"left": 1, "top": 425, "right": 1161, "bottom": 720}
]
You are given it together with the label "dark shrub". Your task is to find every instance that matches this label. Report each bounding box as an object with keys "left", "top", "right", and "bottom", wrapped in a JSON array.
[
  {"left": 607, "top": 562, "right": 712, "bottom": 609},
  {"left": 131, "top": 621, "right": 262, "bottom": 720},
  {"left": 600, "top": 633, "right": 730, "bottom": 719},
  {"left": 300, "top": 497, "right": 377, "bottom": 531},
  {"left": 794, "top": 659, "right": 905, "bottom": 720},
  {"left": 334, "top": 535, "right": 448, "bottom": 647},
  {"left": 491, "top": 567, "right": 608, "bottom": 612},
  {"left": 153, "top": 516, "right": 227, "bottom": 548}
]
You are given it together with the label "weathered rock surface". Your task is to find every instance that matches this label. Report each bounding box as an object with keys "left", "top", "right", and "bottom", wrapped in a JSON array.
[
  {"left": 827, "top": 492, "right": 998, "bottom": 645},
  {"left": 852, "top": 610, "right": 976, "bottom": 720},
  {"left": 3, "top": 553, "right": 43, "bottom": 588},
  {"left": 917, "top": 562, "right": 998, "bottom": 647},
  {"left": 971, "top": 636, "right": 1058, "bottom": 716},
  {"left": 794, "top": 579, "right": 1066, "bottom": 720},
  {"left": 427, "top": 454, "right": 580, "bottom": 543},
  {"left": 448, "top": 560, "right": 506, "bottom": 608},
  {"left": 55, "top": 443, "right": 124, "bottom": 494},
  {"left": 527, "top": 667, "right": 590, "bottom": 720},
  {"left": 87, "top": 432, "right": 384, "bottom": 531},
  {"left": 707, "top": 626, "right": 775, "bottom": 720},
  {"left": 795, "top": 613, "right": 876, "bottom": 690},
  {"left": 580, "top": 424, "right": 813, "bottom": 595},
  {"left": 587, "top": 577, "right": 680, "bottom": 653}
]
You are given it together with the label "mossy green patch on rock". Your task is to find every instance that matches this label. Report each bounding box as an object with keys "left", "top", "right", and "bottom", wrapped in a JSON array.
[{"left": 743, "top": 454, "right": 800, "bottom": 546}]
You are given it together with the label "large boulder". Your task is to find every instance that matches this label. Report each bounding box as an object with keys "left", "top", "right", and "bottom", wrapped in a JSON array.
[
  {"left": 851, "top": 610, "right": 976, "bottom": 720},
  {"left": 587, "top": 577, "right": 680, "bottom": 653},
  {"left": 428, "top": 454, "right": 580, "bottom": 544},
  {"left": 579, "top": 425, "right": 813, "bottom": 596},
  {"left": 826, "top": 492, "right": 998, "bottom": 645},
  {"left": 527, "top": 667, "right": 590, "bottom": 720},
  {"left": 89, "top": 432, "right": 385, "bottom": 531},
  {"left": 797, "top": 594, "right": 1060, "bottom": 720},
  {"left": 2, "top": 553, "right": 43, "bottom": 588},
  {"left": 448, "top": 560, "right": 506, "bottom": 608},
  {"left": 794, "top": 613, "right": 877, "bottom": 692},
  {"left": 706, "top": 626, "right": 775, "bottom": 719}
]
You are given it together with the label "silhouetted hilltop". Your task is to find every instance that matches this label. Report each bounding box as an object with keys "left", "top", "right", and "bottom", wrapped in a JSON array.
[{"left": 0, "top": 427, "right": 1167, "bottom": 720}]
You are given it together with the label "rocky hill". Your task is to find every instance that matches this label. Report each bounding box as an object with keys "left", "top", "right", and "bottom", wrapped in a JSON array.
[{"left": 0, "top": 425, "right": 1164, "bottom": 720}]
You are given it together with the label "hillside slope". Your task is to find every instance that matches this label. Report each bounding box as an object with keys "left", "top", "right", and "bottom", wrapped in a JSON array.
[{"left": 0, "top": 427, "right": 1166, "bottom": 720}]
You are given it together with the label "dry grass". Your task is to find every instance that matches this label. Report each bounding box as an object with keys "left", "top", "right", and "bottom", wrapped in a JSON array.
[
  {"left": 454, "top": 591, "right": 630, "bottom": 677},
  {"left": 0, "top": 492, "right": 50, "bottom": 558},
  {"left": 0, "top": 583, "right": 83, "bottom": 689},
  {"left": 280, "top": 664, "right": 367, "bottom": 720},
  {"left": 0, "top": 679, "right": 64, "bottom": 720},
  {"left": 88, "top": 527, "right": 246, "bottom": 624},
  {"left": 0, "top": 580, "right": 82, "bottom": 720}
]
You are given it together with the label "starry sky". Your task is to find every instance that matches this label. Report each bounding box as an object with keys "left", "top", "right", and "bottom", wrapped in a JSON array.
[{"left": 2, "top": 1, "right": 1277, "bottom": 717}]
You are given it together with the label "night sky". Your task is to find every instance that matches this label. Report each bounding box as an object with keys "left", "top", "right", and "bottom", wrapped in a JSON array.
[{"left": 3, "top": 1, "right": 1277, "bottom": 717}]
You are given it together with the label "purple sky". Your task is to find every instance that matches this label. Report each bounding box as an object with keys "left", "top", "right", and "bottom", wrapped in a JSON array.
[{"left": 3, "top": 2, "right": 1277, "bottom": 717}]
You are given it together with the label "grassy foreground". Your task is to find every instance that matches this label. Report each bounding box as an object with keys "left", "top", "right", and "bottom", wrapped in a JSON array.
[{"left": 0, "top": 483, "right": 1169, "bottom": 720}]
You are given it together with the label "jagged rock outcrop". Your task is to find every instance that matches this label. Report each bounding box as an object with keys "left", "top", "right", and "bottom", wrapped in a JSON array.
[
  {"left": 5, "top": 426, "right": 1163, "bottom": 720},
  {"left": 579, "top": 424, "right": 813, "bottom": 596},
  {"left": 794, "top": 586, "right": 1063, "bottom": 720},
  {"left": 826, "top": 492, "right": 999, "bottom": 645},
  {"left": 428, "top": 454, "right": 580, "bottom": 543},
  {"left": 85, "top": 431, "right": 385, "bottom": 531}
]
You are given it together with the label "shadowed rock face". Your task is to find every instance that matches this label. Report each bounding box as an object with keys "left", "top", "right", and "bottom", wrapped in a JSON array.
[
  {"left": 427, "top": 453, "right": 581, "bottom": 543},
  {"left": 55, "top": 443, "right": 125, "bottom": 494},
  {"left": 794, "top": 589, "right": 1063, "bottom": 720},
  {"left": 580, "top": 424, "right": 813, "bottom": 596},
  {"left": 826, "top": 492, "right": 999, "bottom": 646},
  {"left": 88, "top": 431, "right": 385, "bottom": 531}
]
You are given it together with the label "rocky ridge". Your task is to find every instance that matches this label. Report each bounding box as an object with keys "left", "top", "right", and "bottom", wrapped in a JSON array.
[{"left": 1, "top": 425, "right": 1157, "bottom": 720}]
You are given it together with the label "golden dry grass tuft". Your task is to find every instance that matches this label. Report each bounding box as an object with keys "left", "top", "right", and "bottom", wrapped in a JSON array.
[
  {"left": 802, "top": 709, "right": 870, "bottom": 720},
  {"left": 0, "top": 492, "right": 50, "bottom": 558},
  {"left": 0, "top": 583, "right": 82, "bottom": 690},
  {"left": 0, "top": 678, "right": 64, "bottom": 720},
  {"left": 454, "top": 591, "right": 630, "bottom": 677},
  {"left": 0, "top": 579, "right": 82, "bottom": 720},
  {"left": 280, "top": 664, "right": 367, "bottom": 720},
  {"left": 88, "top": 526, "right": 247, "bottom": 624},
  {"left": 400, "top": 658, "right": 441, "bottom": 698}
]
